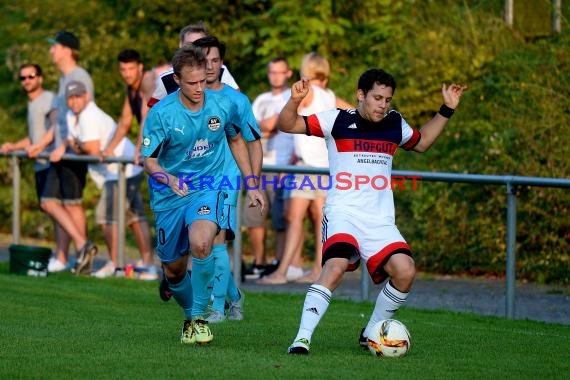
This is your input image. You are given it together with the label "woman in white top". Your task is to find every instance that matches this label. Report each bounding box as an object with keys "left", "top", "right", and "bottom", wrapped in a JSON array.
[{"left": 259, "top": 53, "right": 354, "bottom": 285}]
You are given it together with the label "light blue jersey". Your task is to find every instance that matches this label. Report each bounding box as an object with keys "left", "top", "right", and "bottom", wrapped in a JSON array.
[
  {"left": 210, "top": 85, "right": 261, "bottom": 207},
  {"left": 141, "top": 89, "right": 239, "bottom": 211}
]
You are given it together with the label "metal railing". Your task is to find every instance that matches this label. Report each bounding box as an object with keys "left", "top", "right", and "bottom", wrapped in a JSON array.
[{"left": 3, "top": 152, "right": 570, "bottom": 319}]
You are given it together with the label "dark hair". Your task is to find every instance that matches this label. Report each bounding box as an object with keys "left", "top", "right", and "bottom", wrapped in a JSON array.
[
  {"left": 269, "top": 57, "right": 289, "bottom": 67},
  {"left": 358, "top": 69, "right": 397, "bottom": 95},
  {"left": 117, "top": 49, "right": 142, "bottom": 64},
  {"left": 171, "top": 45, "right": 207, "bottom": 78},
  {"left": 18, "top": 63, "right": 42, "bottom": 76},
  {"left": 179, "top": 22, "right": 208, "bottom": 44},
  {"left": 191, "top": 36, "right": 226, "bottom": 60}
]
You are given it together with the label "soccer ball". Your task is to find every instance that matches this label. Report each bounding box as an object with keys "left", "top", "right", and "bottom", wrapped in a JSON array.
[{"left": 367, "top": 319, "right": 411, "bottom": 358}]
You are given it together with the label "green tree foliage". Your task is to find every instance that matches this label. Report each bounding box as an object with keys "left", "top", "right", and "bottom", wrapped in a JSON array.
[{"left": 0, "top": 0, "right": 568, "bottom": 283}]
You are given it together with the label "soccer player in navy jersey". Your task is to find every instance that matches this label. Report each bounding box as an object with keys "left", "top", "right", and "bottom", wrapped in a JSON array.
[
  {"left": 279, "top": 69, "right": 466, "bottom": 354},
  {"left": 141, "top": 45, "right": 264, "bottom": 344}
]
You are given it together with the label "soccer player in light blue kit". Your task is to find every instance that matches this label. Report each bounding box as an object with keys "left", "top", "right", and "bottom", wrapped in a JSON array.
[
  {"left": 141, "top": 45, "right": 264, "bottom": 344},
  {"left": 193, "top": 36, "right": 263, "bottom": 323}
]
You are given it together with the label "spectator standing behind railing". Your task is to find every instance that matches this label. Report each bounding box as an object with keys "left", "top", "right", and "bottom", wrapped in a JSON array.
[
  {"left": 26, "top": 31, "right": 97, "bottom": 275},
  {"left": 59, "top": 80, "right": 156, "bottom": 280},
  {"left": 97, "top": 48, "right": 157, "bottom": 278},
  {"left": 258, "top": 52, "right": 337, "bottom": 285},
  {"left": 242, "top": 57, "right": 299, "bottom": 281},
  {"left": 102, "top": 49, "right": 154, "bottom": 165},
  {"left": 1, "top": 63, "right": 56, "bottom": 243}
]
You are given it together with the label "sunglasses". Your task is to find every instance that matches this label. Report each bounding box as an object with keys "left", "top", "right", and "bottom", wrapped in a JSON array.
[{"left": 19, "top": 73, "right": 39, "bottom": 81}]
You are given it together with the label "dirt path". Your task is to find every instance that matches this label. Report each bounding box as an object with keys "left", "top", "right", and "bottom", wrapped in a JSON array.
[{"left": 2, "top": 242, "right": 568, "bottom": 325}]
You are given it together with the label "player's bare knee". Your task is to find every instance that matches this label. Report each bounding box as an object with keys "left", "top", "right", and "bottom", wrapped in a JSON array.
[
  {"left": 386, "top": 254, "right": 415, "bottom": 281},
  {"left": 190, "top": 240, "right": 211, "bottom": 258},
  {"left": 163, "top": 264, "right": 186, "bottom": 284}
]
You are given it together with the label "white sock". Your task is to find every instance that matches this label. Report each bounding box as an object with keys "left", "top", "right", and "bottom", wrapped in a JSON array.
[
  {"left": 294, "top": 284, "right": 332, "bottom": 343},
  {"left": 364, "top": 281, "right": 409, "bottom": 337}
]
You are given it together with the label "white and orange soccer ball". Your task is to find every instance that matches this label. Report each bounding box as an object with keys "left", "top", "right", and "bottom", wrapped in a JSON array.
[{"left": 367, "top": 319, "right": 411, "bottom": 358}]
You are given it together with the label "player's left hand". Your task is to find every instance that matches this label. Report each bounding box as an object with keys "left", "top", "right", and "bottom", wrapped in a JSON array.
[
  {"left": 442, "top": 83, "right": 467, "bottom": 109},
  {"left": 247, "top": 189, "right": 265, "bottom": 215}
]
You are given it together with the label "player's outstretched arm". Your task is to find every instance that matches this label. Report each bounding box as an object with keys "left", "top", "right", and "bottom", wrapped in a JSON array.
[
  {"left": 278, "top": 79, "right": 310, "bottom": 134},
  {"left": 413, "top": 83, "right": 467, "bottom": 153}
]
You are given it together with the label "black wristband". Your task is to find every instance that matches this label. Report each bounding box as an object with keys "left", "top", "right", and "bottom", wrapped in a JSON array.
[{"left": 438, "top": 104, "right": 455, "bottom": 118}]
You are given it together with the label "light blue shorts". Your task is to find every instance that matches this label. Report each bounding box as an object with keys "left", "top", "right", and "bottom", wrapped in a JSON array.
[{"left": 153, "top": 191, "right": 226, "bottom": 263}]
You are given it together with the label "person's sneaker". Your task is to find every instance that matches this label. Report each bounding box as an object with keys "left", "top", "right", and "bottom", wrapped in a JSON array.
[
  {"left": 75, "top": 240, "right": 98, "bottom": 275},
  {"left": 359, "top": 327, "right": 368, "bottom": 348},
  {"left": 47, "top": 257, "right": 67, "bottom": 273},
  {"left": 288, "top": 338, "right": 310, "bottom": 355},
  {"left": 227, "top": 290, "right": 244, "bottom": 321},
  {"left": 286, "top": 265, "right": 304, "bottom": 281},
  {"left": 159, "top": 274, "right": 172, "bottom": 302},
  {"left": 193, "top": 317, "right": 213, "bottom": 344},
  {"left": 91, "top": 260, "right": 116, "bottom": 279},
  {"left": 205, "top": 308, "right": 226, "bottom": 324},
  {"left": 245, "top": 264, "right": 265, "bottom": 280},
  {"left": 180, "top": 319, "right": 196, "bottom": 344},
  {"left": 137, "top": 265, "right": 159, "bottom": 281}
]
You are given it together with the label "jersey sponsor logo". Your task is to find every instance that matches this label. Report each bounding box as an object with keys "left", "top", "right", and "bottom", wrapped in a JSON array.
[
  {"left": 174, "top": 125, "right": 185, "bottom": 135},
  {"left": 356, "top": 158, "right": 388, "bottom": 165},
  {"left": 208, "top": 116, "right": 221, "bottom": 131},
  {"left": 187, "top": 138, "right": 214, "bottom": 159},
  {"left": 336, "top": 139, "right": 397, "bottom": 155},
  {"left": 347, "top": 123, "right": 357, "bottom": 129},
  {"left": 197, "top": 206, "right": 211, "bottom": 215},
  {"left": 142, "top": 137, "right": 151, "bottom": 147}
]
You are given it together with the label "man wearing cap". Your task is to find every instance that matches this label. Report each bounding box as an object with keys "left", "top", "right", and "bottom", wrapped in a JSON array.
[
  {"left": 28, "top": 30, "right": 97, "bottom": 274},
  {"left": 57, "top": 80, "right": 154, "bottom": 280}
]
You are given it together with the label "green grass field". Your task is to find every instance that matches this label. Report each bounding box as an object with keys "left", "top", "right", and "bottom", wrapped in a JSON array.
[{"left": 1, "top": 265, "right": 568, "bottom": 380}]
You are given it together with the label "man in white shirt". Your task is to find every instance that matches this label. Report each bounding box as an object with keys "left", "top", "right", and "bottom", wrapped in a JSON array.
[{"left": 61, "top": 80, "right": 156, "bottom": 279}]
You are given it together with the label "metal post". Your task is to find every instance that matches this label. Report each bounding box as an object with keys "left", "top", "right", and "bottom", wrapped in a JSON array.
[
  {"left": 11, "top": 155, "right": 21, "bottom": 245},
  {"left": 117, "top": 162, "right": 126, "bottom": 269},
  {"left": 552, "top": 0, "right": 561, "bottom": 33},
  {"left": 233, "top": 191, "right": 244, "bottom": 287},
  {"left": 505, "top": 182, "right": 517, "bottom": 319},
  {"left": 505, "top": 0, "right": 514, "bottom": 27},
  {"left": 360, "top": 267, "right": 370, "bottom": 301}
]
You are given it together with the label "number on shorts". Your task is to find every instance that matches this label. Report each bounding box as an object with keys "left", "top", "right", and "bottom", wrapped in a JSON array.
[{"left": 158, "top": 228, "right": 166, "bottom": 245}]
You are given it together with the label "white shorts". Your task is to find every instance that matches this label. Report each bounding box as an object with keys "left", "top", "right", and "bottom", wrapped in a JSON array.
[{"left": 321, "top": 210, "right": 412, "bottom": 284}]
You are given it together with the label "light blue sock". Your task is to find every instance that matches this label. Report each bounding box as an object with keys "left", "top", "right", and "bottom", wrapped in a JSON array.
[
  {"left": 226, "top": 272, "right": 240, "bottom": 302},
  {"left": 167, "top": 271, "right": 193, "bottom": 319},
  {"left": 211, "top": 244, "right": 231, "bottom": 313},
  {"left": 191, "top": 254, "right": 215, "bottom": 318}
]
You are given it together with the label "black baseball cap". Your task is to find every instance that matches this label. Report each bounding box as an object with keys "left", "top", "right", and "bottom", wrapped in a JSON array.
[{"left": 47, "top": 31, "right": 80, "bottom": 50}]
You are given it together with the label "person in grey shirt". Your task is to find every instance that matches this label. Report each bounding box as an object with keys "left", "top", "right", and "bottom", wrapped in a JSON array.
[
  {"left": 2, "top": 63, "right": 54, "bottom": 192},
  {"left": 28, "top": 31, "right": 97, "bottom": 275}
]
